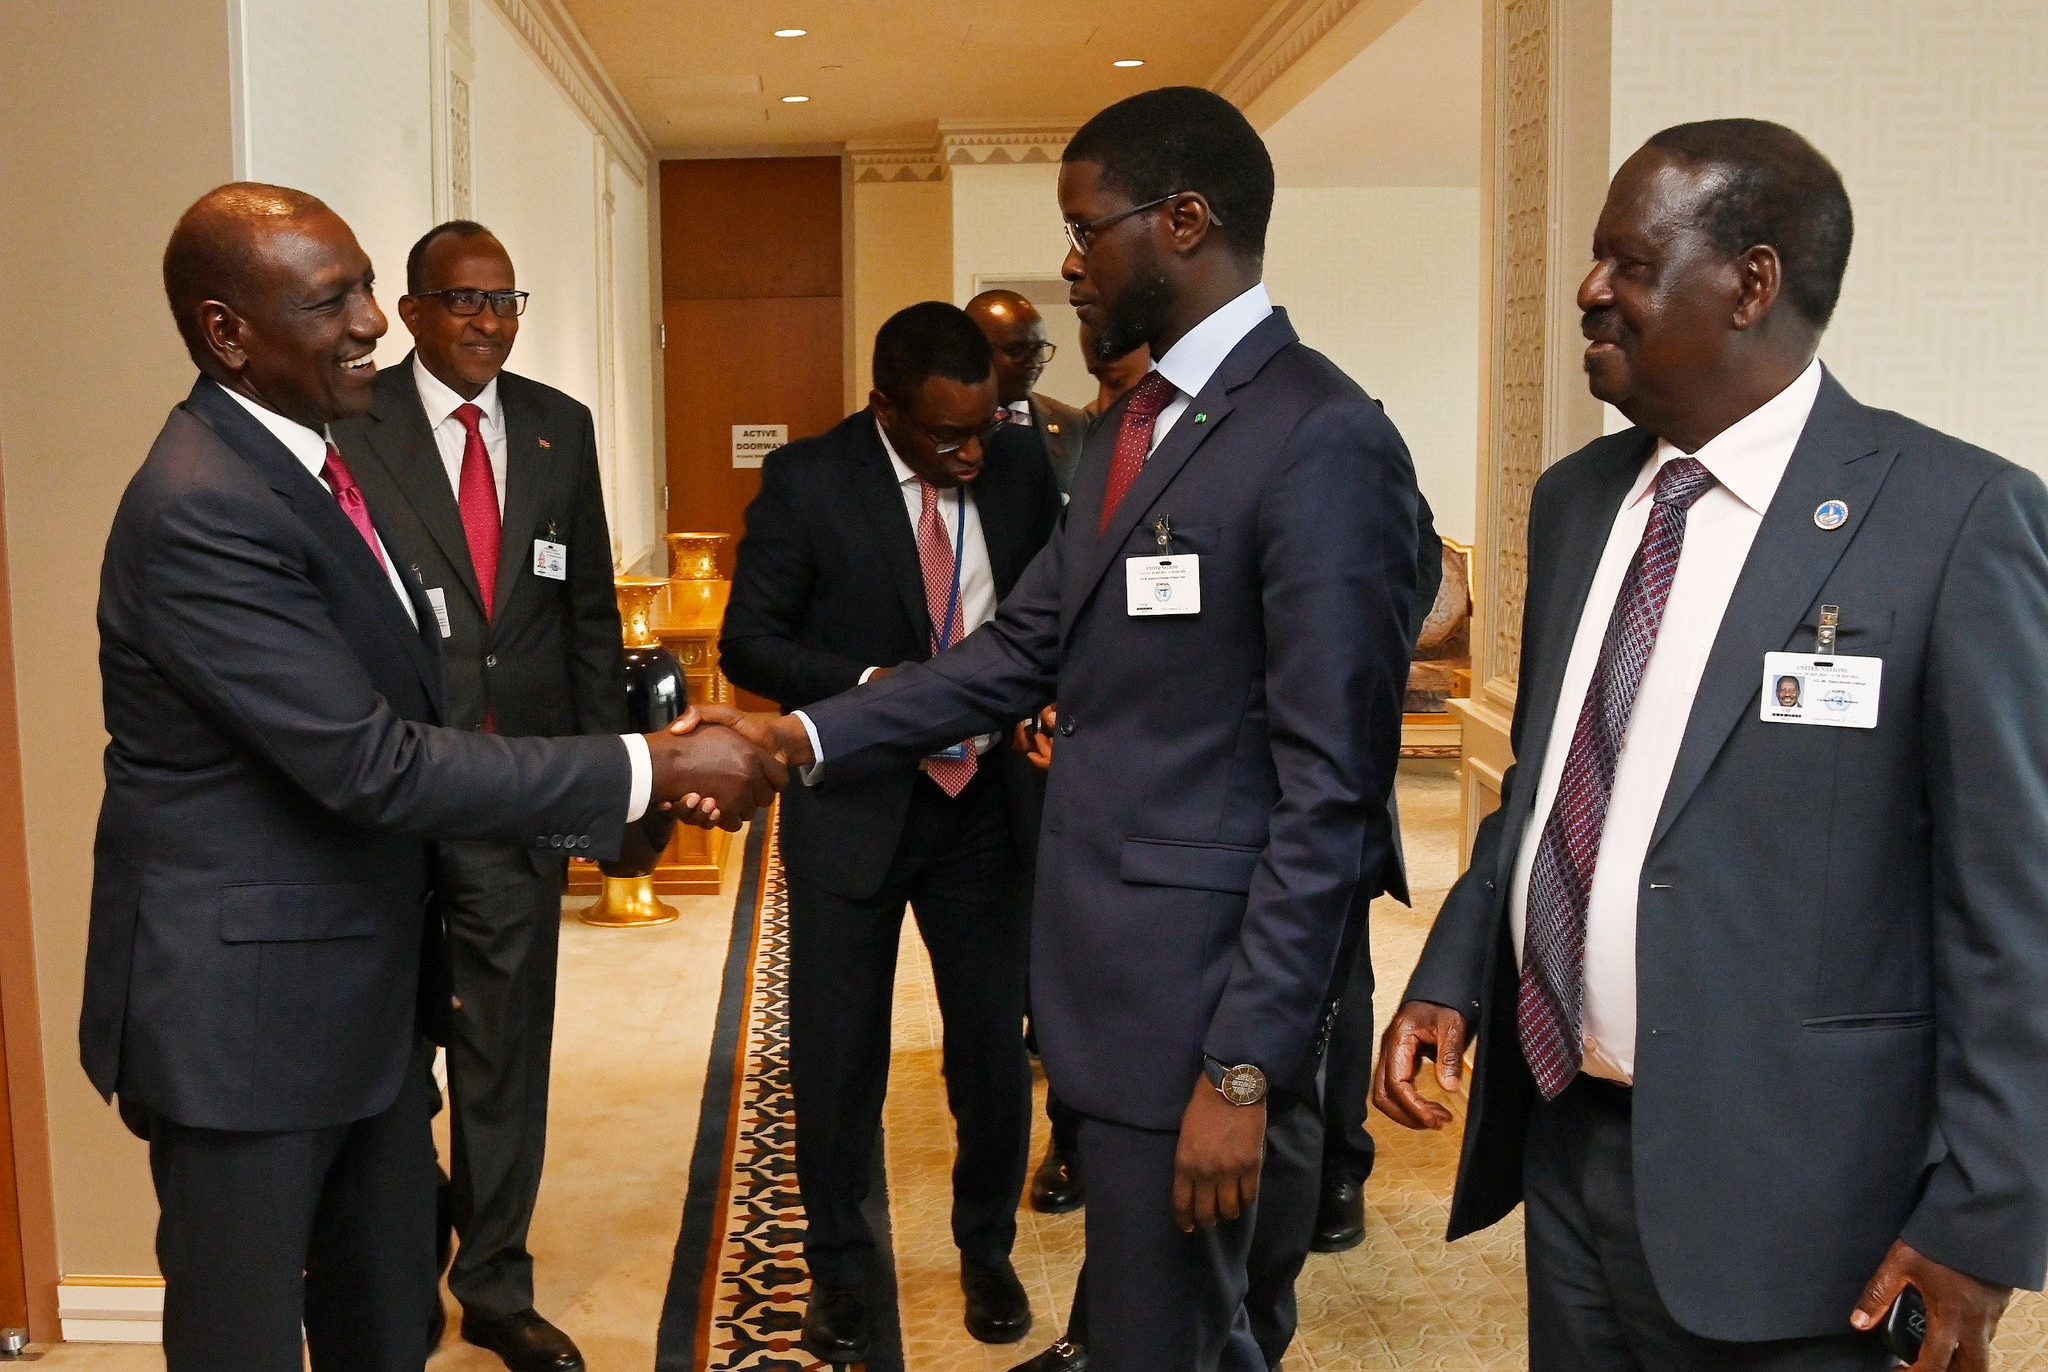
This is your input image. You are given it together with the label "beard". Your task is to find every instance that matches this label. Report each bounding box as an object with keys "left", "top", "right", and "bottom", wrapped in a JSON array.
[{"left": 1093, "top": 253, "right": 1173, "bottom": 363}]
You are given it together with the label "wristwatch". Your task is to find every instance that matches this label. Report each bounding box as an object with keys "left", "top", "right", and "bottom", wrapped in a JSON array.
[{"left": 1202, "top": 1056, "right": 1268, "bottom": 1106}]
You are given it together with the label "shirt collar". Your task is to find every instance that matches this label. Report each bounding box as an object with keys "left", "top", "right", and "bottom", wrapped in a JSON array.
[
  {"left": 1629, "top": 358, "right": 1825, "bottom": 515},
  {"left": 1150, "top": 282, "right": 1275, "bottom": 402},
  {"left": 214, "top": 381, "right": 332, "bottom": 479},
  {"left": 1007, "top": 398, "right": 1032, "bottom": 419},
  {"left": 412, "top": 353, "right": 501, "bottom": 431}
]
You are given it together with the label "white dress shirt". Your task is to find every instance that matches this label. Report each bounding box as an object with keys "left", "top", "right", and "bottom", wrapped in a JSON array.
[
  {"left": 214, "top": 381, "right": 652, "bottom": 821},
  {"left": 412, "top": 355, "right": 509, "bottom": 514},
  {"left": 1509, "top": 359, "right": 1823, "bottom": 1083},
  {"left": 1146, "top": 282, "right": 1274, "bottom": 455}
]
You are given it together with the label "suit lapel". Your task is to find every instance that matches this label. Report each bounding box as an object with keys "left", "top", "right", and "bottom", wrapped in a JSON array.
[
  {"left": 1492, "top": 435, "right": 1649, "bottom": 876},
  {"left": 185, "top": 380, "right": 443, "bottom": 703},
  {"left": 1649, "top": 373, "right": 1892, "bottom": 850},
  {"left": 849, "top": 414, "right": 935, "bottom": 648},
  {"left": 1064, "top": 312, "right": 1295, "bottom": 629},
  {"left": 493, "top": 383, "right": 548, "bottom": 621},
  {"left": 355, "top": 362, "right": 484, "bottom": 613}
]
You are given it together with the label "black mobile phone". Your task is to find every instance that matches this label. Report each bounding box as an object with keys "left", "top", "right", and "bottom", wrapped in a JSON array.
[{"left": 1884, "top": 1283, "right": 1926, "bottom": 1365}]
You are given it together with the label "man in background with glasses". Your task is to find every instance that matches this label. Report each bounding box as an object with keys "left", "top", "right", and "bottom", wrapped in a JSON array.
[
  {"left": 967, "top": 288, "right": 1090, "bottom": 496},
  {"left": 719, "top": 302, "right": 1061, "bottom": 1364},
  {"left": 333, "top": 221, "right": 626, "bottom": 1372}
]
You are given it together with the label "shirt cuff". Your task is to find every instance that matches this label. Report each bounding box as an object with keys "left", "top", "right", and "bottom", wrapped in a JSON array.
[
  {"left": 859, "top": 666, "right": 883, "bottom": 685},
  {"left": 621, "top": 732, "right": 652, "bottom": 821},
  {"left": 792, "top": 710, "right": 826, "bottom": 787}
]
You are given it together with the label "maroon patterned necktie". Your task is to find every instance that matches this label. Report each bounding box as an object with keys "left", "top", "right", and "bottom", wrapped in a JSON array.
[
  {"left": 321, "top": 445, "right": 386, "bottom": 572},
  {"left": 1098, "top": 372, "right": 1177, "bottom": 534},
  {"left": 1518, "top": 456, "right": 1716, "bottom": 1099},
  {"left": 453, "top": 402, "right": 501, "bottom": 618},
  {"left": 916, "top": 480, "right": 978, "bottom": 797}
]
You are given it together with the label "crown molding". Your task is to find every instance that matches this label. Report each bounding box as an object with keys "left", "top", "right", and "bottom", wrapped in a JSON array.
[
  {"left": 848, "top": 141, "right": 948, "bottom": 184},
  {"left": 1211, "top": 0, "right": 1421, "bottom": 127},
  {"left": 480, "top": 0, "right": 654, "bottom": 181},
  {"left": 938, "top": 121, "right": 1076, "bottom": 167}
]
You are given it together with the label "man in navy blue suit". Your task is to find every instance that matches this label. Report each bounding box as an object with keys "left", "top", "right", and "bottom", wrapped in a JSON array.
[{"left": 703, "top": 88, "right": 1422, "bottom": 1370}]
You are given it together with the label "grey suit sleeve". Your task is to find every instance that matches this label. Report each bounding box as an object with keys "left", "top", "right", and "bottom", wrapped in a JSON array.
[
  {"left": 1900, "top": 464, "right": 2048, "bottom": 1292},
  {"left": 1200, "top": 399, "right": 1418, "bottom": 1077},
  {"left": 139, "top": 480, "right": 631, "bottom": 857},
  {"left": 802, "top": 507, "right": 1068, "bottom": 779},
  {"left": 565, "top": 404, "right": 628, "bottom": 734}
]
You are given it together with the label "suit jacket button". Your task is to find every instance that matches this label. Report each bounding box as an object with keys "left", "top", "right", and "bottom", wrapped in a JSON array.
[
  {"left": 550, "top": 835, "right": 564, "bottom": 848},
  {"left": 1057, "top": 716, "right": 1075, "bottom": 737},
  {"left": 485, "top": 653, "right": 498, "bottom": 668}
]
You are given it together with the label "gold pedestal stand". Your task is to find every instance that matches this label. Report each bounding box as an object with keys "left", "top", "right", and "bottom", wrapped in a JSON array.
[{"left": 571, "top": 539, "right": 737, "bottom": 923}]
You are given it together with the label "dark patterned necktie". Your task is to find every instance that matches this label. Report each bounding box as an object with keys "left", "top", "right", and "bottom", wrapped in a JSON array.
[
  {"left": 915, "top": 480, "right": 977, "bottom": 797},
  {"left": 1518, "top": 456, "right": 1716, "bottom": 1099},
  {"left": 321, "top": 445, "right": 386, "bottom": 572},
  {"left": 1097, "top": 372, "right": 1177, "bottom": 534}
]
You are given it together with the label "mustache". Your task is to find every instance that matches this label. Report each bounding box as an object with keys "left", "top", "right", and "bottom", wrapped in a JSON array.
[{"left": 1582, "top": 310, "right": 1629, "bottom": 346}]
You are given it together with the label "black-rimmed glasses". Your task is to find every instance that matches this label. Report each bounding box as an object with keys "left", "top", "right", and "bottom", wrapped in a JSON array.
[
  {"left": 1000, "top": 340, "right": 1058, "bottom": 365},
  {"left": 413, "top": 288, "right": 530, "bottom": 318},
  {"left": 909, "top": 414, "right": 1007, "bottom": 457},
  {"left": 1062, "top": 191, "right": 1221, "bottom": 256}
]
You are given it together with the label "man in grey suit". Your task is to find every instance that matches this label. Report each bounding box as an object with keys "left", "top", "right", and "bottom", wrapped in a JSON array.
[
  {"left": 966, "top": 289, "right": 1090, "bottom": 494},
  {"left": 333, "top": 221, "right": 622, "bottom": 1372},
  {"left": 704, "top": 87, "right": 1422, "bottom": 1370},
  {"left": 85, "top": 184, "right": 776, "bottom": 1372},
  {"left": 1375, "top": 120, "right": 2047, "bottom": 1371}
]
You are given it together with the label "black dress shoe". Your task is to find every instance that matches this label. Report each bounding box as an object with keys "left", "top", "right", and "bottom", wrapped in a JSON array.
[
  {"left": 460, "top": 1309, "right": 585, "bottom": 1372},
  {"left": 1007, "top": 1337, "right": 1089, "bottom": 1371},
  {"left": 1310, "top": 1177, "right": 1366, "bottom": 1253},
  {"left": 801, "top": 1283, "right": 872, "bottom": 1365},
  {"left": 962, "top": 1258, "right": 1032, "bottom": 1344},
  {"left": 1028, "top": 1141, "right": 1085, "bottom": 1213}
]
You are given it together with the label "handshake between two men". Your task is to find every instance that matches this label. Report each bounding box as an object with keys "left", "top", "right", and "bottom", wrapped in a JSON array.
[{"left": 642, "top": 704, "right": 815, "bottom": 830}]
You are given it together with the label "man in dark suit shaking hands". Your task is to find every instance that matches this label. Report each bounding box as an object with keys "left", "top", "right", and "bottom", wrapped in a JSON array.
[
  {"left": 1375, "top": 121, "right": 2048, "bottom": 1371},
  {"left": 704, "top": 89, "right": 1422, "bottom": 1370},
  {"left": 333, "top": 222, "right": 623, "bottom": 1372},
  {"left": 84, "top": 184, "right": 780, "bottom": 1372},
  {"left": 718, "top": 303, "right": 1059, "bottom": 1362}
]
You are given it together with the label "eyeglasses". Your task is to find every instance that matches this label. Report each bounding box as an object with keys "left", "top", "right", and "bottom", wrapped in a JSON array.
[
  {"left": 1062, "top": 191, "right": 1221, "bottom": 257},
  {"left": 413, "top": 288, "right": 530, "bottom": 318},
  {"left": 907, "top": 413, "right": 1007, "bottom": 457},
  {"left": 999, "top": 340, "right": 1058, "bottom": 365}
]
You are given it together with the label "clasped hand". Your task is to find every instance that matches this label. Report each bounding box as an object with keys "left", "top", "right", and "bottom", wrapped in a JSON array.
[{"left": 643, "top": 704, "right": 814, "bottom": 830}]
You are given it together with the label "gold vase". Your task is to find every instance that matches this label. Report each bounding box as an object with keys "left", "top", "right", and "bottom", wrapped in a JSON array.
[
  {"left": 578, "top": 575, "right": 682, "bottom": 928},
  {"left": 664, "top": 532, "right": 728, "bottom": 582}
]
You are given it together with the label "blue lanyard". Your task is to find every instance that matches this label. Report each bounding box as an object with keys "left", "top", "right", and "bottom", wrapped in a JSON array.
[{"left": 934, "top": 486, "right": 967, "bottom": 651}]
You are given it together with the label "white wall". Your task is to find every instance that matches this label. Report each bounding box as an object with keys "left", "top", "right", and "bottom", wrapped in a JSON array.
[
  {"left": 1266, "top": 187, "right": 1482, "bottom": 545},
  {"left": 950, "top": 162, "right": 1069, "bottom": 306},
  {"left": 848, "top": 175, "right": 953, "bottom": 411},
  {"left": 1609, "top": 0, "right": 2048, "bottom": 469},
  {"left": 232, "top": 0, "right": 664, "bottom": 566}
]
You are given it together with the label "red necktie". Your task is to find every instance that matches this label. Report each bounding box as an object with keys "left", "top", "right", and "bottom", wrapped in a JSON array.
[
  {"left": 916, "top": 479, "right": 978, "bottom": 797},
  {"left": 454, "top": 402, "right": 501, "bottom": 619},
  {"left": 321, "top": 445, "right": 386, "bottom": 572},
  {"left": 1098, "top": 372, "right": 1177, "bottom": 534},
  {"left": 1518, "top": 457, "right": 1716, "bottom": 1098}
]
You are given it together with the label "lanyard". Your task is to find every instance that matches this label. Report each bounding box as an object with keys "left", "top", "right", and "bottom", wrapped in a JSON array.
[{"left": 933, "top": 486, "right": 967, "bottom": 651}]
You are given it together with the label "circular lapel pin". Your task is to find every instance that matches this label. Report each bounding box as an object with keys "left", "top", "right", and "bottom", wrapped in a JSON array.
[{"left": 1813, "top": 499, "right": 1849, "bottom": 530}]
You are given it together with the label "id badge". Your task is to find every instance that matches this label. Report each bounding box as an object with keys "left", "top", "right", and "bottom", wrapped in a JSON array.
[
  {"left": 533, "top": 539, "right": 568, "bottom": 581},
  {"left": 425, "top": 587, "right": 453, "bottom": 639},
  {"left": 1126, "top": 554, "right": 1201, "bottom": 616},
  {"left": 1760, "top": 651, "right": 1881, "bottom": 728}
]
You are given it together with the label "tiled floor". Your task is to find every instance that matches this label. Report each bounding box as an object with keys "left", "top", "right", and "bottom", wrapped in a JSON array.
[{"left": 30, "top": 762, "right": 2048, "bottom": 1368}]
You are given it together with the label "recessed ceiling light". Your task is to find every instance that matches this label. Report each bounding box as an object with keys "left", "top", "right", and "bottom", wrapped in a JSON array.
[
  {"left": 781, "top": 94, "right": 811, "bottom": 104},
  {"left": 1112, "top": 59, "right": 1146, "bottom": 68},
  {"left": 774, "top": 28, "right": 807, "bottom": 38}
]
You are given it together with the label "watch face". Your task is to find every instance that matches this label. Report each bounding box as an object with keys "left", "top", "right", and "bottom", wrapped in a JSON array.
[{"left": 1219, "top": 1064, "right": 1267, "bottom": 1106}]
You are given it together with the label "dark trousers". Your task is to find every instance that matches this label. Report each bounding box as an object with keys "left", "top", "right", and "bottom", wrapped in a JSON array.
[
  {"left": 1525, "top": 1076, "right": 1891, "bottom": 1372},
  {"left": 785, "top": 770, "right": 1031, "bottom": 1286},
  {"left": 1318, "top": 937, "right": 1376, "bottom": 1187},
  {"left": 134, "top": 1040, "right": 441, "bottom": 1372},
  {"left": 1063, "top": 1089, "right": 1323, "bottom": 1370},
  {"left": 439, "top": 839, "right": 569, "bottom": 1320}
]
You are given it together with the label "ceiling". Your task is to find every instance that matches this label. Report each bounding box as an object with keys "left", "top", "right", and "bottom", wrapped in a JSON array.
[
  {"left": 556, "top": 0, "right": 1280, "bottom": 154},
  {"left": 1263, "top": 0, "right": 1480, "bottom": 187}
]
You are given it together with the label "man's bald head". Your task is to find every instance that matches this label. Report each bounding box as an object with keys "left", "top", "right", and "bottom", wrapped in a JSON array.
[
  {"left": 163, "top": 183, "right": 332, "bottom": 367},
  {"left": 161, "top": 182, "right": 387, "bottom": 429},
  {"left": 964, "top": 289, "right": 1051, "bottom": 404}
]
